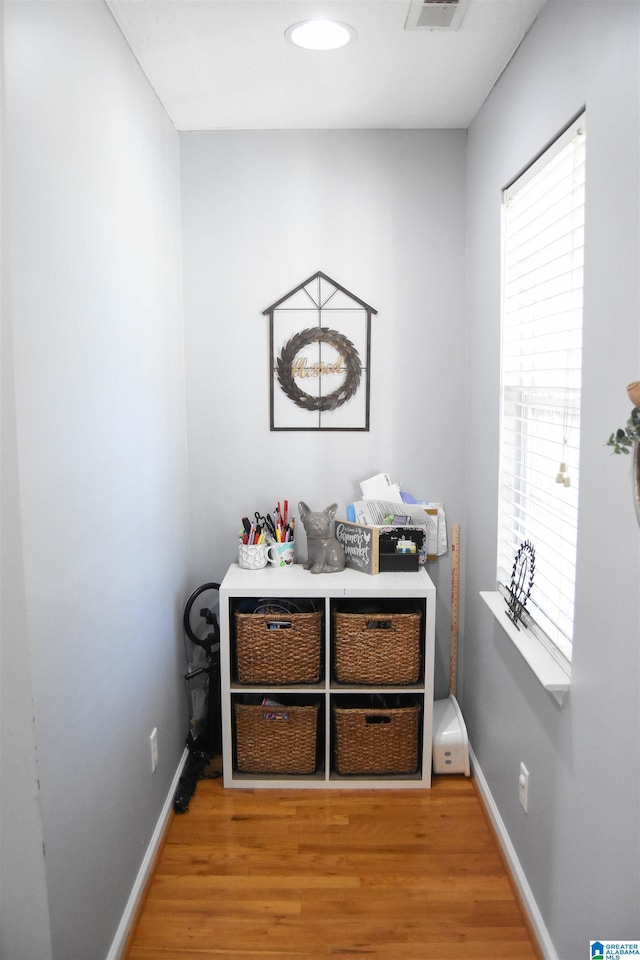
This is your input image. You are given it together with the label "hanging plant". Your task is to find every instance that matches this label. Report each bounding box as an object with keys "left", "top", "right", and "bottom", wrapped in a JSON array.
[{"left": 606, "top": 382, "right": 640, "bottom": 454}]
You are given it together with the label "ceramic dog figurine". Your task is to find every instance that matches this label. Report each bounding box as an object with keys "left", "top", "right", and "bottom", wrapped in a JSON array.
[{"left": 299, "top": 502, "right": 346, "bottom": 574}]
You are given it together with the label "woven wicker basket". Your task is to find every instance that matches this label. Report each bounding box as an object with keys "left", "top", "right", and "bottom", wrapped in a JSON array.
[
  {"left": 334, "top": 704, "right": 420, "bottom": 775},
  {"left": 235, "top": 702, "right": 319, "bottom": 774},
  {"left": 333, "top": 611, "right": 421, "bottom": 684},
  {"left": 235, "top": 610, "right": 322, "bottom": 684}
]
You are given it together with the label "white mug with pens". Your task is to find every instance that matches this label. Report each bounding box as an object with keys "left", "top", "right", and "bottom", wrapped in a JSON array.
[
  {"left": 268, "top": 499, "right": 295, "bottom": 567},
  {"left": 238, "top": 541, "right": 269, "bottom": 570},
  {"left": 267, "top": 540, "right": 295, "bottom": 568}
]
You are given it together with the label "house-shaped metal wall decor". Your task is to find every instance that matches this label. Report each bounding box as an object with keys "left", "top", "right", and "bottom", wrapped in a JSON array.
[{"left": 263, "top": 271, "right": 377, "bottom": 431}]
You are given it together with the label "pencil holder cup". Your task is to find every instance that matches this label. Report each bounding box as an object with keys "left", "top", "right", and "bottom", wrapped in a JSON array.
[
  {"left": 267, "top": 540, "right": 296, "bottom": 568},
  {"left": 238, "top": 541, "right": 269, "bottom": 570}
]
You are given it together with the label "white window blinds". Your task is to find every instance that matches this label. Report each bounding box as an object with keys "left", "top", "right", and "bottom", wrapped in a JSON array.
[{"left": 498, "top": 115, "right": 586, "bottom": 662}]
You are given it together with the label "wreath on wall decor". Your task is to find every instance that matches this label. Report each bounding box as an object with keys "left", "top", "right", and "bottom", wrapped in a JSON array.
[{"left": 276, "top": 327, "right": 362, "bottom": 412}]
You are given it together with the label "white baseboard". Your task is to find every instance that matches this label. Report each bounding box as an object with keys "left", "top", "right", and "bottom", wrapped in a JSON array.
[
  {"left": 106, "top": 747, "right": 189, "bottom": 960},
  {"left": 469, "top": 745, "right": 557, "bottom": 960}
]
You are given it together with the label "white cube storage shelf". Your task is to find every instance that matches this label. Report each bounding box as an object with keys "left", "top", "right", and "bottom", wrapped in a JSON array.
[{"left": 219, "top": 564, "right": 436, "bottom": 789}]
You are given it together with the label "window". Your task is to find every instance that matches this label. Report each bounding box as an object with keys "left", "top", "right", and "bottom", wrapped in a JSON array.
[{"left": 498, "top": 114, "right": 586, "bottom": 665}]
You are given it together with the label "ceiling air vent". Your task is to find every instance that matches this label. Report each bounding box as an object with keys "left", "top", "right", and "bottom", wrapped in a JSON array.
[{"left": 404, "top": 0, "right": 469, "bottom": 31}]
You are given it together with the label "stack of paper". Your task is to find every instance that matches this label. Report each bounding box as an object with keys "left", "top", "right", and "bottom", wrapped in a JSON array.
[{"left": 355, "top": 474, "right": 448, "bottom": 559}]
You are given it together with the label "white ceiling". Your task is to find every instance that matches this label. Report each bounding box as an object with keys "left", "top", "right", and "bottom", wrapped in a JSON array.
[{"left": 106, "top": 0, "right": 547, "bottom": 131}]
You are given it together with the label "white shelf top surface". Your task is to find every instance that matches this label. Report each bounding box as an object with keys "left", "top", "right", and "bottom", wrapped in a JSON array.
[{"left": 221, "top": 563, "right": 435, "bottom": 598}]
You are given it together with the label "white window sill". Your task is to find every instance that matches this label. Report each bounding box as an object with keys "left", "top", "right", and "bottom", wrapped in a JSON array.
[{"left": 480, "top": 591, "right": 570, "bottom": 707}]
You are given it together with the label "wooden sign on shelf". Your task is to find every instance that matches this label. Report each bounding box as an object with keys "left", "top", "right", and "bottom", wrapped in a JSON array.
[{"left": 335, "top": 521, "right": 380, "bottom": 575}]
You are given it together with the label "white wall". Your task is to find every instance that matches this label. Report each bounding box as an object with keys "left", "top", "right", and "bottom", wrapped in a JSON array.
[
  {"left": 464, "top": 2, "right": 640, "bottom": 956},
  {"left": 180, "top": 129, "right": 468, "bottom": 692},
  {"left": 0, "top": 4, "right": 53, "bottom": 955},
  {"left": 2, "top": 2, "right": 190, "bottom": 957}
]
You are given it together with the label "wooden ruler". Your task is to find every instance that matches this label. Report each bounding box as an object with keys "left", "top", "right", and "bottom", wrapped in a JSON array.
[{"left": 449, "top": 523, "right": 460, "bottom": 698}]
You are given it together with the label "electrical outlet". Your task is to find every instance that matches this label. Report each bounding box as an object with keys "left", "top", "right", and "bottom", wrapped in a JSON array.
[
  {"left": 150, "top": 727, "right": 159, "bottom": 774},
  {"left": 519, "top": 762, "right": 529, "bottom": 812}
]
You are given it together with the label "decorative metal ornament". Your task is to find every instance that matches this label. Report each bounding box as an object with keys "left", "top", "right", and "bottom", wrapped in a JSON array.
[
  {"left": 263, "top": 271, "right": 376, "bottom": 431},
  {"left": 506, "top": 540, "right": 536, "bottom": 630}
]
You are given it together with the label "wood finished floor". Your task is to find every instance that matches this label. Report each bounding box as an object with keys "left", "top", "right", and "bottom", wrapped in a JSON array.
[{"left": 124, "top": 775, "right": 541, "bottom": 960}]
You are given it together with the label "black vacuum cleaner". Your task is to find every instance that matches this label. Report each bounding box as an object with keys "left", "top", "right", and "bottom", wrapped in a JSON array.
[{"left": 173, "top": 582, "right": 223, "bottom": 812}]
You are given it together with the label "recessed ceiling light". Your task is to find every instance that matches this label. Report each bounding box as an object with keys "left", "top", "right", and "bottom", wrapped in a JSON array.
[{"left": 285, "top": 20, "right": 356, "bottom": 51}]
